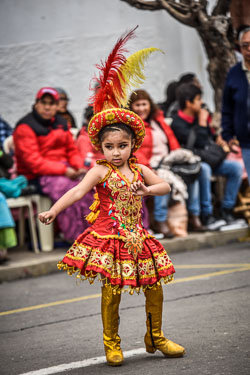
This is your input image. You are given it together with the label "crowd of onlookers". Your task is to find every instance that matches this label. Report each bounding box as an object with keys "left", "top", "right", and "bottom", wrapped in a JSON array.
[{"left": 0, "top": 25, "right": 250, "bottom": 262}]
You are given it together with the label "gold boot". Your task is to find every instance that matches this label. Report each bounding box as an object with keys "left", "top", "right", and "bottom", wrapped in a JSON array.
[
  {"left": 101, "top": 285, "right": 124, "bottom": 366},
  {"left": 144, "top": 283, "right": 185, "bottom": 357}
]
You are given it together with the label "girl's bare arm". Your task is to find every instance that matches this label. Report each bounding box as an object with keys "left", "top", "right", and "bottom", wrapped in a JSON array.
[
  {"left": 131, "top": 164, "right": 171, "bottom": 196},
  {"left": 39, "top": 165, "right": 106, "bottom": 224}
]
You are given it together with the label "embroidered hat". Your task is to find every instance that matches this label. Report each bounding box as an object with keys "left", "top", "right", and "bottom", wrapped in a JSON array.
[
  {"left": 88, "top": 26, "right": 162, "bottom": 151},
  {"left": 88, "top": 108, "right": 145, "bottom": 151}
]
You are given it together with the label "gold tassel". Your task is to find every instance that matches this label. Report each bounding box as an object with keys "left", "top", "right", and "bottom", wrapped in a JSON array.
[
  {"left": 89, "top": 199, "right": 100, "bottom": 211},
  {"left": 86, "top": 192, "right": 100, "bottom": 224},
  {"left": 88, "top": 192, "right": 100, "bottom": 211},
  {"left": 86, "top": 210, "right": 100, "bottom": 224}
]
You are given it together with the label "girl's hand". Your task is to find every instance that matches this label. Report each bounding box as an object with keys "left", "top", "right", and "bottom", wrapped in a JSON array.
[
  {"left": 38, "top": 210, "right": 56, "bottom": 225},
  {"left": 130, "top": 181, "right": 150, "bottom": 196}
]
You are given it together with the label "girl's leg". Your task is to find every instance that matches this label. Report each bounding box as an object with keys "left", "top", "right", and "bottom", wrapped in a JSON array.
[
  {"left": 144, "top": 283, "right": 185, "bottom": 357},
  {"left": 101, "top": 284, "right": 123, "bottom": 366}
]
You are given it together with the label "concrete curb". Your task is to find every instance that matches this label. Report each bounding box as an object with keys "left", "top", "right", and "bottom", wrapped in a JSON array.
[
  {"left": 0, "top": 228, "right": 249, "bottom": 283},
  {"left": 162, "top": 227, "right": 250, "bottom": 253}
]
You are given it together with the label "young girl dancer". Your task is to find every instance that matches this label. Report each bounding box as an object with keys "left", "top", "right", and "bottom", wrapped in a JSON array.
[{"left": 39, "top": 27, "right": 185, "bottom": 366}]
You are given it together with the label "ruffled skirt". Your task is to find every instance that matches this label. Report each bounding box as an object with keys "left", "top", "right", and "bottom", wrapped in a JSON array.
[{"left": 57, "top": 228, "right": 175, "bottom": 293}]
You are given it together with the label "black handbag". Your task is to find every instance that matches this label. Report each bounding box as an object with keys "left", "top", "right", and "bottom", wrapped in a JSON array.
[
  {"left": 187, "top": 127, "right": 227, "bottom": 171},
  {"left": 155, "top": 150, "right": 201, "bottom": 185},
  {"left": 170, "top": 161, "right": 201, "bottom": 185}
]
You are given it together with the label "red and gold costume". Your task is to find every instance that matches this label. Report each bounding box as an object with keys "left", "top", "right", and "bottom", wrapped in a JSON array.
[
  {"left": 58, "top": 157, "right": 175, "bottom": 293},
  {"left": 57, "top": 26, "right": 185, "bottom": 365}
]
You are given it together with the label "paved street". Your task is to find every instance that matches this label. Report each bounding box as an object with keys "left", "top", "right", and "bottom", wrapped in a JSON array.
[{"left": 0, "top": 241, "right": 250, "bottom": 375}]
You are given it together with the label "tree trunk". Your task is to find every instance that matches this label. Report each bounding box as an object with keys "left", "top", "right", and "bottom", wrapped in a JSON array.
[
  {"left": 197, "top": 16, "right": 236, "bottom": 112},
  {"left": 120, "top": 0, "right": 236, "bottom": 115},
  {"left": 230, "top": 0, "right": 250, "bottom": 30}
]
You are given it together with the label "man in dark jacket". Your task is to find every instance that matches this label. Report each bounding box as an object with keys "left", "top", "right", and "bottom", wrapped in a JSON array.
[
  {"left": 221, "top": 26, "right": 250, "bottom": 183},
  {"left": 171, "top": 84, "right": 243, "bottom": 230}
]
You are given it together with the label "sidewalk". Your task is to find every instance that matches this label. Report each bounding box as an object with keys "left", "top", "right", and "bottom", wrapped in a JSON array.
[{"left": 0, "top": 228, "right": 249, "bottom": 283}]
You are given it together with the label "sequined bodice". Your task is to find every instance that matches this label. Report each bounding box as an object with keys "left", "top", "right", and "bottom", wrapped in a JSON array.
[
  {"left": 91, "top": 158, "right": 149, "bottom": 259},
  {"left": 96, "top": 159, "right": 143, "bottom": 228}
]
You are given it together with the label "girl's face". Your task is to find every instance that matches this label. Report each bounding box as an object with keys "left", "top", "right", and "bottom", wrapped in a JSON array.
[
  {"left": 131, "top": 99, "right": 151, "bottom": 120},
  {"left": 101, "top": 130, "right": 135, "bottom": 167}
]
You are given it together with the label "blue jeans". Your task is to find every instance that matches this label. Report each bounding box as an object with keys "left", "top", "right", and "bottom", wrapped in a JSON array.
[
  {"left": 154, "top": 180, "right": 200, "bottom": 221},
  {"left": 187, "top": 179, "right": 200, "bottom": 216},
  {"left": 199, "top": 160, "right": 243, "bottom": 215},
  {"left": 242, "top": 148, "right": 250, "bottom": 183},
  {"left": 154, "top": 194, "right": 170, "bottom": 222}
]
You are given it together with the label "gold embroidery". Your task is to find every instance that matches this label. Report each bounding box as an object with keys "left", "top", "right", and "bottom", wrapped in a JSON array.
[
  {"left": 60, "top": 241, "right": 174, "bottom": 284},
  {"left": 58, "top": 159, "right": 174, "bottom": 293},
  {"left": 124, "top": 231, "right": 144, "bottom": 260},
  {"left": 96, "top": 160, "right": 113, "bottom": 184},
  {"left": 106, "top": 163, "right": 144, "bottom": 259},
  {"left": 58, "top": 259, "right": 174, "bottom": 294}
]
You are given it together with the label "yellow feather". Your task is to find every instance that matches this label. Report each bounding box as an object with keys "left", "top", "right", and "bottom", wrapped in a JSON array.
[{"left": 117, "top": 47, "right": 163, "bottom": 107}]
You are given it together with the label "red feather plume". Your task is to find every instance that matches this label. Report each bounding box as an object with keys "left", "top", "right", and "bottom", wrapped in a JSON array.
[{"left": 89, "top": 26, "right": 138, "bottom": 113}]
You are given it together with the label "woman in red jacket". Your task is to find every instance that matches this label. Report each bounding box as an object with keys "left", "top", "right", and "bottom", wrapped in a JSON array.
[
  {"left": 13, "top": 87, "right": 93, "bottom": 242},
  {"left": 129, "top": 89, "right": 204, "bottom": 237}
]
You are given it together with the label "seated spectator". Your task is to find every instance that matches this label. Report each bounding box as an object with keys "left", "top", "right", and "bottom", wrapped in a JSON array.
[
  {"left": 0, "top": 116, "right": 13, "bottom": 148},
  {"left": 129, "top": 89, "right": 204, "bottom": 237},
  {"left": 0, "top": 147, "right": 13, "bottom": 179},
  {"left": 171, "top": 83, "right": 243, "bottom": 229},
  {"left": 13, "top": 87, "right": 93, "bottom": 242},
  {"left": 167, "top": 72, "right": 213, "bottom": 121},
  {"left": 179, "top": 72, "right": 201, "bottom": 88},
  {"left": 0, "top": 192, "right": 17, "bottom": 263},
  {"left": 54, "top": 87, "right": 77, "bottom": 129},
  {"left": 158, "top": 80, "right": 179, "bottom": 118},
  {"left": 0, "top": 147, "right": 34, "bottom": 197}
]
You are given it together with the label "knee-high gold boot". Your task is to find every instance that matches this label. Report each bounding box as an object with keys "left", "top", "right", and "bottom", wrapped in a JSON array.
[
  {"left": 101, "top": 285, "right": 124, "bottom": 366},
  {"left": 144, "top": 283, "right": 185, "bottom": 357}
]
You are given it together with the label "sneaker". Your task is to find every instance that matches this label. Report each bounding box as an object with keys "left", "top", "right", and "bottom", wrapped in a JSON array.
[
  {"left": 220, "top": 221, "right": 248, "bottom": 231},
  {"left": 147, "top": 228, "right": 164, "bottom": 239},
  {"left": 201, "top": 214, "right": 226, "bottom": 231},
  {"left": 152, "top": 221, "right": 175, "bottom": 239},
  {"left": 153, "top": 232, "right": 165, "bottom": 240},
  {"left": 220, "top": 208, "right": 244, "bottom": 225}
]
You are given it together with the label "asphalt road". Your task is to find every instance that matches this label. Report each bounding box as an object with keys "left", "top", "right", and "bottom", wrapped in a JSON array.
[{"left": 0, "top": 241, "right": 250, "bottom": 375}]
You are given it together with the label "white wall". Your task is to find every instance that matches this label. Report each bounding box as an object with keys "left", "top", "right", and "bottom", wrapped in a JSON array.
[{"left": 0, "top": 0, "right": 213, "bottom": 127}]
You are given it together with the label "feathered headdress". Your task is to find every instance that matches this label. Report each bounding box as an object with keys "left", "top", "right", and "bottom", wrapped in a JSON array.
[{"left": 88, "top": 26, "right": 162, "bottom": 151}]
